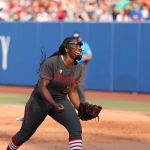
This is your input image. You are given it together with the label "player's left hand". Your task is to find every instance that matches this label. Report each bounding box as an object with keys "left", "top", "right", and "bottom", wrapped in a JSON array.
[{"left": 78, "top": 102, "right": 102, "bottom": 121}]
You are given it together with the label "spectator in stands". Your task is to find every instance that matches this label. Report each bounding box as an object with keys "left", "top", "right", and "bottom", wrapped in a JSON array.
[
  {"left": 0, "top": 0, "right": 150, "bottom": 22},
  {"left": 85, "top": 0, "right": 98, "bottom": 21},
  {"left": 74, "top": 6, "right": 90, "bottom": 22},
  {"left": 115, "top": 0, "right": 131, "bottom": 13},
  {"left": 99, "top": 5, "right": 113, "bottom": 22},
  {"left": 116, "top": 6, "right": 132, "bottom": 22},
  {"left": 20, "top": 7, "right": 33, "bottom": 21},
  {"left": 141, "top": 3, "right": 150, "bottom": 20},
  {"left": 0, "top": 2, "right": 9, "bottom": 21},
  {"left": 130, "top": 3, "right": 144, "bottom": 22},
  {"left": 35, "top": 7, "right": 49, "bottom": 22}
]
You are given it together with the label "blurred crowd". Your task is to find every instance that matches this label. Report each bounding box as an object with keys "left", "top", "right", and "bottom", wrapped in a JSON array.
[{"left": 0, "top": 0, "right": 150, "bottom": 22}]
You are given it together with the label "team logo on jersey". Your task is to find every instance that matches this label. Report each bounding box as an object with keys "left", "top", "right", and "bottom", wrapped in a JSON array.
[{"left": 59, "top": 69, "right": 63, "bottom": 74}]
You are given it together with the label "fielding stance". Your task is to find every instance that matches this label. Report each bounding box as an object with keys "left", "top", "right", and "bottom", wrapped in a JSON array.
[{"left": 7, "top": 37, "right": 101, "bottom": 150}]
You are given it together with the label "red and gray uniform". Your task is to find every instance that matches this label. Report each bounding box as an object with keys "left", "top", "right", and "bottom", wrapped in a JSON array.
[{"left": 15, "top": 55, "right": 82, "bottom": 144}]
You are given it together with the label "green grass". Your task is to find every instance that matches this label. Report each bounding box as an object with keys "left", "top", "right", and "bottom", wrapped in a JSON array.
[
  {"left": 0, "top": 94, "right": 29, "bottom": 104},
  {"left": 87, "top": 99, "right": 150, "bottom": 112},
  {"left": 0, "top": 93, "right": 150, "bottom": 112}
]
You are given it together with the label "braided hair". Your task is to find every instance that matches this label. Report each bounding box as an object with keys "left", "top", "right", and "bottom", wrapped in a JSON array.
[
  {"left": 39, "top": 37, "right": 77, "bottom": 69},
  {"left": 50, "top": 37, "right": 76, "bottom": 57}
]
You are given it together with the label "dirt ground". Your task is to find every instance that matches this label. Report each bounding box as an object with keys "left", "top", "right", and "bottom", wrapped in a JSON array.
[{"left": 0, "top": 86, "right": 150, "bottom": 150}]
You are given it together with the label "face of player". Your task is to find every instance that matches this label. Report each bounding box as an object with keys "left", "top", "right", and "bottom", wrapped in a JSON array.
[{"left": 67, "top": 39, "right": 83, "bottom": 61}]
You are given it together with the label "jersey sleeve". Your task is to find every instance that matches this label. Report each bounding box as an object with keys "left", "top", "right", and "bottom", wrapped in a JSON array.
[{"left": 39, "top": 59, "right": 53, "bottom": 80}]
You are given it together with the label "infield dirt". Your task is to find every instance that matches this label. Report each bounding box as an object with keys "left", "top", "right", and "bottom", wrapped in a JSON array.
[
  {"left": 0, "top": 105, "right": 150, "bottom": 150},
  {"left": 0, "top": 86, "right": 150, "bottom": 150}
]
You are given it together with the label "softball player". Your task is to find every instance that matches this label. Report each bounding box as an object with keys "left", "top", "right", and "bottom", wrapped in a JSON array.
[{"left": 7, "top": 37, "right": 83, "bottom": 150}]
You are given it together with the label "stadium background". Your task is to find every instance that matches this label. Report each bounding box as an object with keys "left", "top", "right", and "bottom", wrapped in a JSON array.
[
  {"left": 0, "top": 22, "right": 150, "bottom": 150},
  {"left": 0, "top": 22, "right": 150, "bottom": 92}
]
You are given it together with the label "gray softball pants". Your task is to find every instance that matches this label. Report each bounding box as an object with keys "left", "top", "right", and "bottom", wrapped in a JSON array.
[{"left": 15, "top": 90, "right": 82, "bottom": 144}]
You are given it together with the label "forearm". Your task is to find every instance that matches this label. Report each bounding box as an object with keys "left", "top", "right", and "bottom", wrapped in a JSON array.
[
  {"left": 38, "top": 86, "right": 57, "bottom": 107},
  {"left": 82, "top": 55, "right": 92, "bottom": 61},
  {"left": 68, "top": 91, "right": 80, "bottom": 110}
]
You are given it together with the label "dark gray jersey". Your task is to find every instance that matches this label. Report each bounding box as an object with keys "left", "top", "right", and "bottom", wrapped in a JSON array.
[{"left": 39, "top": 55, "right": 82, "bottom": 100}]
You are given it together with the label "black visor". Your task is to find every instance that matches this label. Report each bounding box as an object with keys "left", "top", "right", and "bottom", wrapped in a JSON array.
[{"left": 67, "top": 41, "right": 83, "bottom": 46}]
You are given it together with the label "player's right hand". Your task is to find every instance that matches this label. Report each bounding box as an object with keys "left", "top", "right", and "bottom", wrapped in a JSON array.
[{"left": 53, "top": 103, "right": 64, "bottom": 113}]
